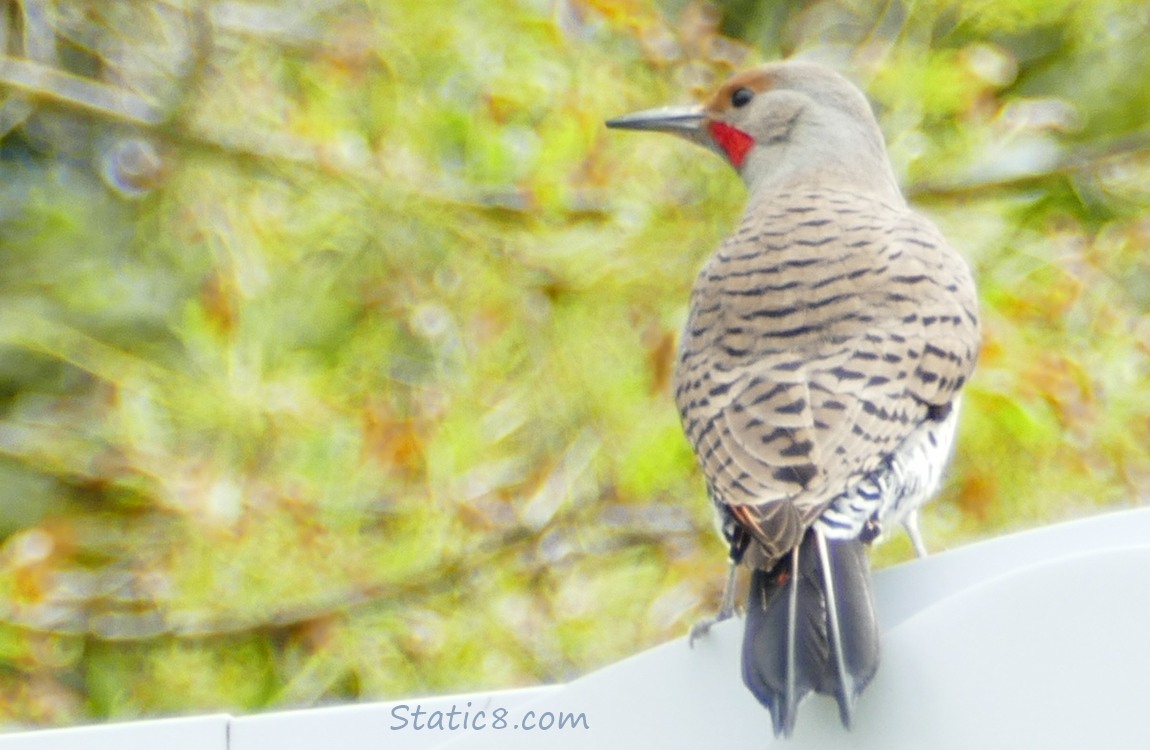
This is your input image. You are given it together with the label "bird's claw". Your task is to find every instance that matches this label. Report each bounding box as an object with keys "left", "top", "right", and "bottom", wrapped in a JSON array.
[
  {"left": 688, "top": 605, "right": 735, "bottom": 647},
  {"left": 689, "top": 560, "right": 740, "bottom": 647}
]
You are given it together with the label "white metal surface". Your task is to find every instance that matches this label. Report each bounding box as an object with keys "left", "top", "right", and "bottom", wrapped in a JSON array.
[{"left": 0, "top": 715, "right": 229, "bottom": 750}]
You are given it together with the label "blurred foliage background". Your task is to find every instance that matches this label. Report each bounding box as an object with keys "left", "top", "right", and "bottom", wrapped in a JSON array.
[{"left": 0, "top": 0, "right": 1148, "bottom": 728}]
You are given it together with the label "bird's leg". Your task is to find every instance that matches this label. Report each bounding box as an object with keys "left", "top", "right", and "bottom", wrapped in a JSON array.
[
  {"left": 689, "top": 560, "right": 738, "bottom": 645},
  {"left": 689, "top": 527, "right": 749, "bottom": 645},
  {"left": 903, "top": 510, "right": 929, "bottom": 558}
]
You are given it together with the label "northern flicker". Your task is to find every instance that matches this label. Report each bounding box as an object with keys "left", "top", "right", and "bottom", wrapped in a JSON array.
[{"left": 607, "top": 62, "right": 980, "bottom": 736}]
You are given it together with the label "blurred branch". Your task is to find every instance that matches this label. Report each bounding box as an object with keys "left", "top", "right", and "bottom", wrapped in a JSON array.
[
  {"left": 0, "top": 509, "right": 688, "bottom": 643},
  {"left": 0, "top": 55, "right": 165, "bottom": 126},
  {"left": 910, "top": 129, "right": 1150, "bottom": 200},
  {"left": 0, "top": 525, "right": 539, "bottom": 642}
]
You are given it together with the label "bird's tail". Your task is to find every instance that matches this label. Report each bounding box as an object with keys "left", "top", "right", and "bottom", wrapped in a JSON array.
[{"left": 741, "top": 527, "right": 880, "bottom": 738}]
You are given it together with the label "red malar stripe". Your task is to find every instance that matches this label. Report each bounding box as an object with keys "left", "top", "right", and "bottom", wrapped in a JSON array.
[{"left": 708, "top": 121, "right": 754, "bottom": 168}]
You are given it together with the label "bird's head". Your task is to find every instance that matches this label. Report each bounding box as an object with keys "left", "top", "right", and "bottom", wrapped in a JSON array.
[{"left": 607, "top": 61, "right": 902, "bottom": 202}]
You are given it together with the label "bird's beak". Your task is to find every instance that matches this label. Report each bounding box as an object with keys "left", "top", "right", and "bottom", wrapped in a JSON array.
[
  {"left": 606, "top": 104, "right": 724, "bottom": 157},
  {"left": 605, "top": 105, "right": 706, "bottom": 135}
]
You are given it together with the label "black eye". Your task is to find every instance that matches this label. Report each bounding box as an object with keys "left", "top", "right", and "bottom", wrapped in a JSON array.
[{"left": 731, "top": 87, "right": 754, "bottom": 108}]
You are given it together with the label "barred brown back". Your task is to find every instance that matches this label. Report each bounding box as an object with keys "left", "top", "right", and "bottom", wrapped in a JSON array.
[{"left": 674, "top": 187, "right": 979, "bottom": 563}]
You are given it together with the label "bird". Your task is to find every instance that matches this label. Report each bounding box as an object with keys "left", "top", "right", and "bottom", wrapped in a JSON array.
[{"left": 606, "top": 61, "right": 980, "bottom": 737}]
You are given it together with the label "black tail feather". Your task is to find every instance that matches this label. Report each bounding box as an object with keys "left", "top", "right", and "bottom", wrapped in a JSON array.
[{"left": 741, "top": 527, "right": 880, "bottom": 737}]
